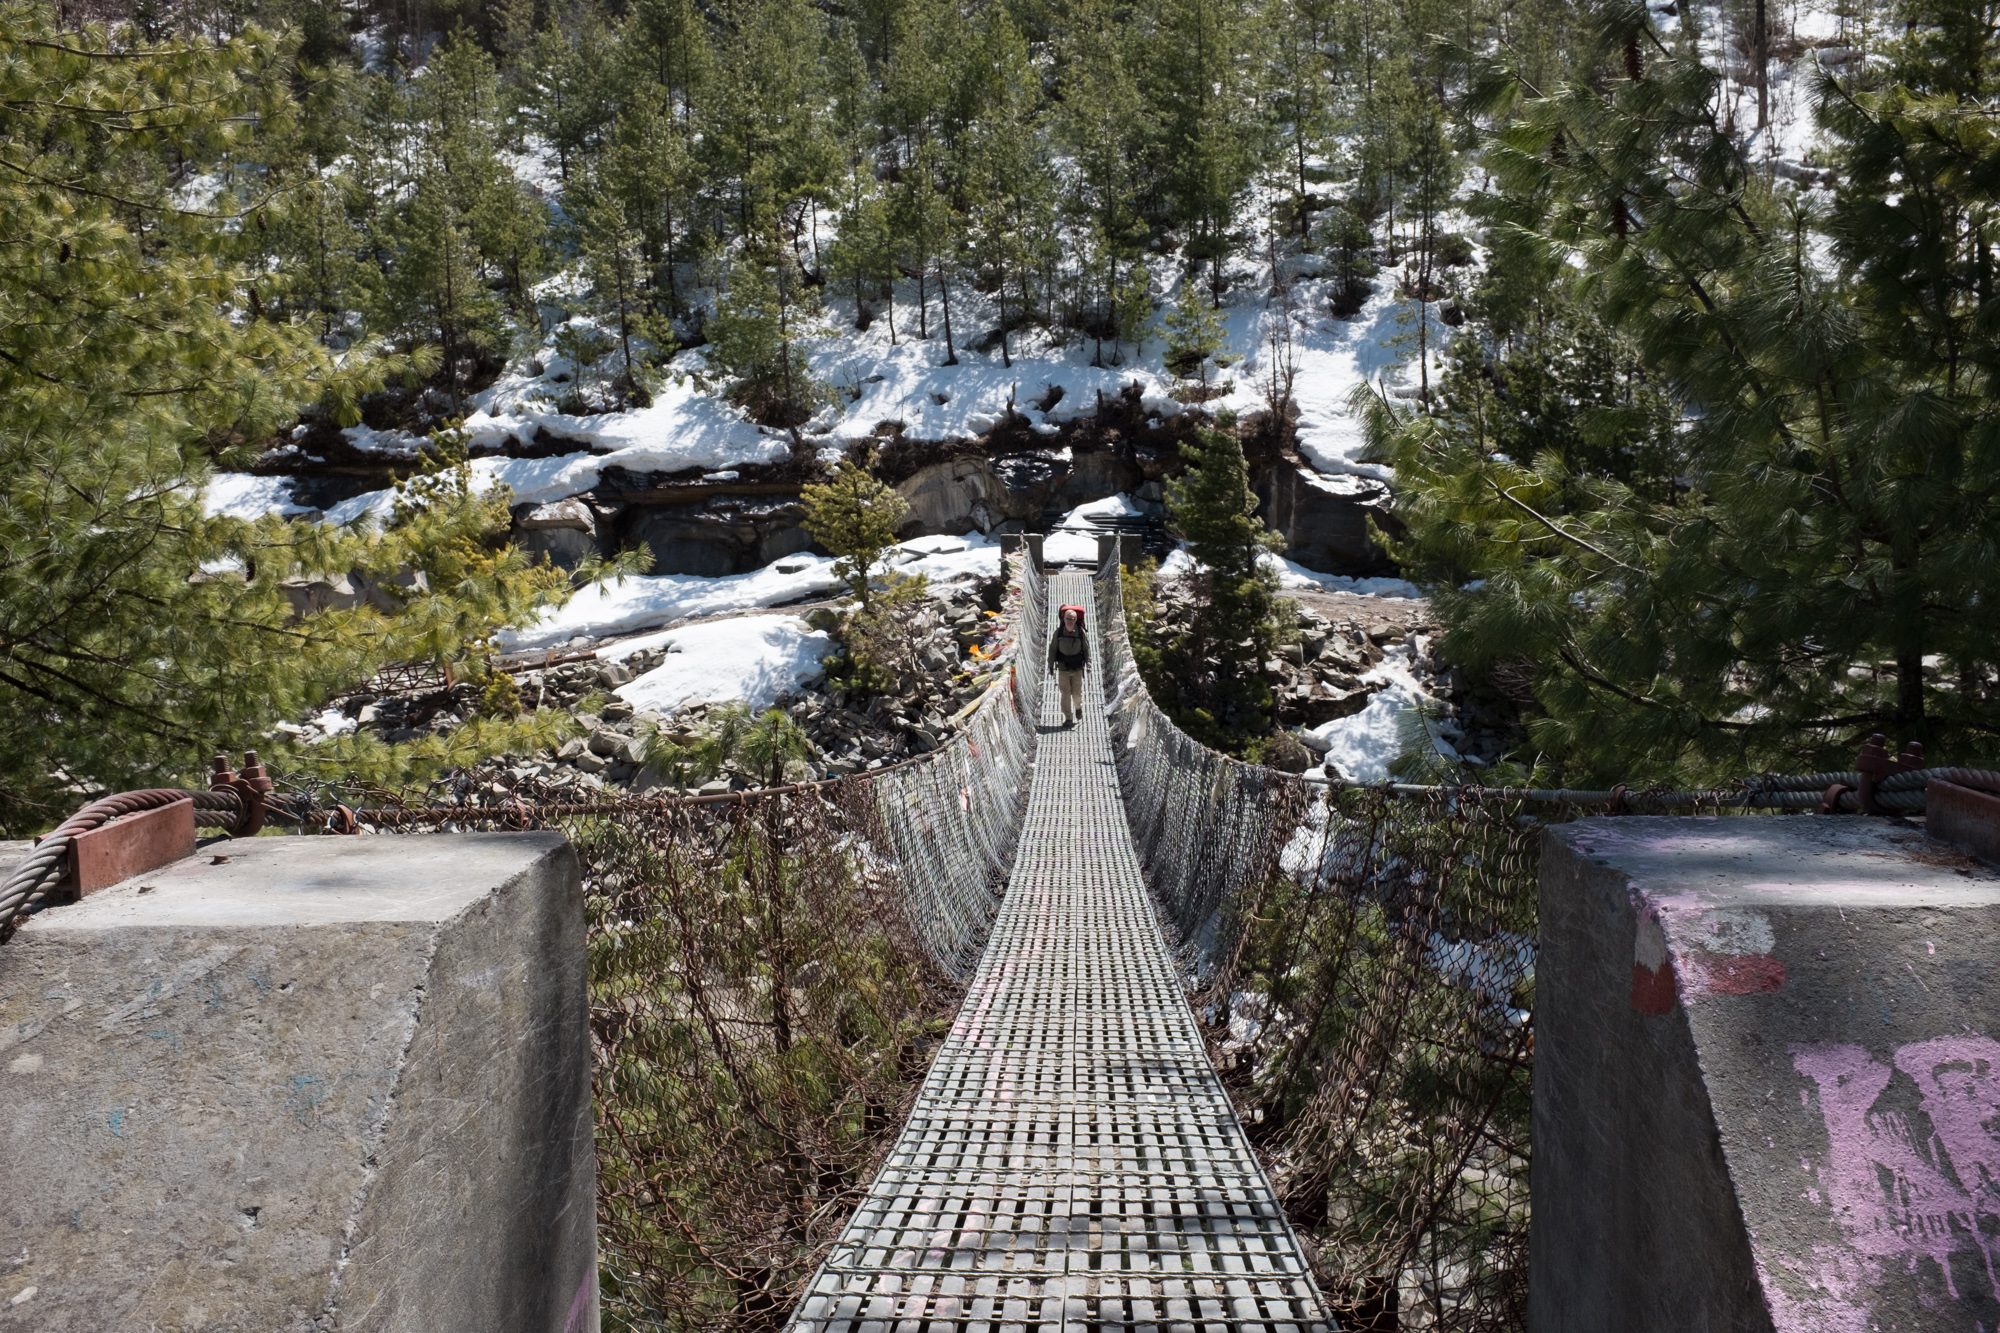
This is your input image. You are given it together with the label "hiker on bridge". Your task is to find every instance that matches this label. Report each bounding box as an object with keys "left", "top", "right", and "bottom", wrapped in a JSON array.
[{"left": 1048, "top": 604, "right": 1090, "bottom": 726}]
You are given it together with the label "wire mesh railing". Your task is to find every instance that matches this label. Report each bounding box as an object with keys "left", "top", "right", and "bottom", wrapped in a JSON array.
[{"left": 1093, "top": 555, "right": 1539, "bottom": 1330}]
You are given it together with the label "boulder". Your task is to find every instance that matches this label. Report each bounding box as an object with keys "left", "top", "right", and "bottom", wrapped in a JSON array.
[
  {"left": 511, "top": 498, "right": 601, "bottom": 571},
  {"left": 280, "top": 573, "right": 363, "bottom": 616}
]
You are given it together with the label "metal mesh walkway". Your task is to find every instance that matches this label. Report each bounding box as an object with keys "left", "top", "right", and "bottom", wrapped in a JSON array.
[{"left": 789, "top": 572, "right": 1333, "bottom": 1333}]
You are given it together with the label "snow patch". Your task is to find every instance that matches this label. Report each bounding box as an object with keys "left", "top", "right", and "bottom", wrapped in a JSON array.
[
  {"left": 502, "top": 531, "right": 1001, "bottom": 654},
  {"left": 1044, "top": 493, "right": 1155, "bottom": 566},
  {"left": 1157, "top": 547, "right": 1423, "bottom": 600},
  {"left": 613, "top": 615, "right": 834, "bottom": 715},
  {"left": 1302, "top": 644, "right": 1449, "bottom": 783},
  {"left": 203, "top": 473, "right": 314, "bottom": 520}
]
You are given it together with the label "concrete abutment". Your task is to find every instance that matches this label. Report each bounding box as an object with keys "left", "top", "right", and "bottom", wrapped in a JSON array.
[
  {"left": 1534, "top": 816, "right": 2000, "bottom": 1333},
  {"left": 0, "top": 833, "right": 597, "bottom": 1333}
]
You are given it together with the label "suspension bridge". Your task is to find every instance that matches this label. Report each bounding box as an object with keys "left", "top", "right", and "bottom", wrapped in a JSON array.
[{"left": 789, "top": 571, "right": 1331, "bottom": 1332}]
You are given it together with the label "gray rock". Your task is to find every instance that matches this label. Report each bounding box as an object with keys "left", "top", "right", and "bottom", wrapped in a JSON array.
[
  {"left": 280, "top": 572, "right": 362, "bottom": 616},
  {"left": 515, "top": 497, "right": 594, "bottom": 531}
]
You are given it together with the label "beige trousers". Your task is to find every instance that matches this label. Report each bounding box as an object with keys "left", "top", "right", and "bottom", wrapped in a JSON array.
[{"left": 1058, "top": 668, "right": 1085, "bottom": 720}]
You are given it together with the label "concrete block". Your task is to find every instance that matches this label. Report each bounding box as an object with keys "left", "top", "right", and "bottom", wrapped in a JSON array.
[
  {"left": 0, "top": 834, "right": 597, "bottom": 1333},
  {"left": 1534, "top": 816, "right": 2000, "bottom": 1333}
]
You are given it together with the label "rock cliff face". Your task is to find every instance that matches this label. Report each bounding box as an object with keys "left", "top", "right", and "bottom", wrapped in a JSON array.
[
  {"left": 269, "top": 411, "right": 1394, "bottom": 578},
  {"left": 618, "top": 495, "right": 816, "bottom": 576},
  {"left": 495, "top": 441, "right": 1393, "bottom": 578},
  {"left": 1253, "top": 462, "right": 1395, "bottom": 574},
  {"left": 892, "top": 447, "right": 1152, "bottom": 536}
]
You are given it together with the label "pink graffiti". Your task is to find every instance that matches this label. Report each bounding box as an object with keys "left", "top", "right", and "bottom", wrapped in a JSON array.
[
  {"left": 563, "top": 1267, "right": 595, "bottom": 1333},
  {"left": 1896, "top": 1038, "right": 2000, "bottom": 1212},
  {"left": 1790, "top": 1037, "right": 2000, "bottom": 1316}
]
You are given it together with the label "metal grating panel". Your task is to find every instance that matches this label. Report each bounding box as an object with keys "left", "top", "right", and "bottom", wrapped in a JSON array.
[{"left": 789, "top": 573, "right": 1334, "bottom": 1333}]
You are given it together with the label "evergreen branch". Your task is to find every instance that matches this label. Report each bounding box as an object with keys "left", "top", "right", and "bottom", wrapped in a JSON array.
[
  {"left": 6, "top": 33, "right": 228, "bottom": 60},
  {"left": 0, "top": 154, "right": 279, "bottom": 222},
  {"left": 0, "top": 343, "right": 70, "bottom": 389},
  {"left": 117, "top": 588, "right": 342, "bottom": 645},
  {"left": 1555, "top": 644, "right": 1755, "bottom": 732},
  {"left": 1488, "top": 478, "right": 1638, "bottom": 572},
  {"left": 2, "top": 94, "right": 255, "bottom": 122},
  {"left": 0, "top": 652, "right": 182, "bottom": 741}
]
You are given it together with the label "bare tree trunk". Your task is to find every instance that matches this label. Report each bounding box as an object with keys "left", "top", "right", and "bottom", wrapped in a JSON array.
[
  {"left": 1754, "top": 0, "right": 1771, "bottom": 130},
  {"left": 939, "top": 265, "right": 958, "bottom": 365}
]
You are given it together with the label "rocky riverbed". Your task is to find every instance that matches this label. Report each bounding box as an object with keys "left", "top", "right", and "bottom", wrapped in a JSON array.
[{"left": 326, "top": 579, "right": 1005, "bottom": 793}]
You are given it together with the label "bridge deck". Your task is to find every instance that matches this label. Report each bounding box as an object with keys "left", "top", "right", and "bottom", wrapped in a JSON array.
[{"left": 790, "top": 573, "right": 1333, "bottom": 1333}]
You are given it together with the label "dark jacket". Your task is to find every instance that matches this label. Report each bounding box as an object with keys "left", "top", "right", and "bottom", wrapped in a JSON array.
[{"left": 1048, "top": 620, "right": 1089, "bottom": 671}]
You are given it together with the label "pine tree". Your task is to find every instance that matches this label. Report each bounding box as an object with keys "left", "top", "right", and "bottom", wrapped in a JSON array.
[
  {"left": 1382, "top": 0, "right": 2000, "bottom": 781},
  {"left": 630, "top": 0, "right": 713, "bottom": 130},
  {"left": 1143, "top": 0, "right": 1270, "bottom": 297},
  {"left": 387, "top": 167, "right": 504, "bottom": 411},
  {"left": 1316, "top": 202, "right": 1378, "bottom": 318},
  {"left": 891, "top": 149, "right": 954, "bottom": 351},
  {"left": 1165, "top": 427, "right": 1285, "bottom": 748},
  {"left": 491, "top": 0, "right": 538, "bottom": 66},
  {"left": 1266, "top": 0, "right": 1339, "bottom": 236},
  {"left": 1395, "top": 76, "right": 1459, "bottom": 401},
  {"left": 574, "top": 170, "right": 660, "bottom": 401},
  {"left": 1163, "top": 281, "right": 1226, "bottom": 397},
  {"left": 601, "top": 84, "right": 699, "bottom": 319},
  {"left": 0, "top": 6, "right": 581, "bottom": 831},
  {"left": 517, "top": 16, "right": 621, "bottom": 187},
  {"left": 418, "top": 32, "right": 548, "bottom": 312},
  {"left": 709, "top": 232, "right": 824, "bottom": 432},
  {"left": 828, "top": 181, "right": 899, "bottom": 337},
  {"left": 1055, "top": 0, "right": 1150, "bottom": 348},
  {"left": 1111, "top": 260, "right": 1155, "bottom": 369},
  {"left": 961, "top": 8, "right": 1050, "bottom": 367},
  {"left": 257, "top": 73, "right": 374, "bottom": 347},
  {"left": 708, "top": 0, "right": 841, "bottom": 246},
  {"left": 800, "top": 460, "right": 909, "bottom": 609}
]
